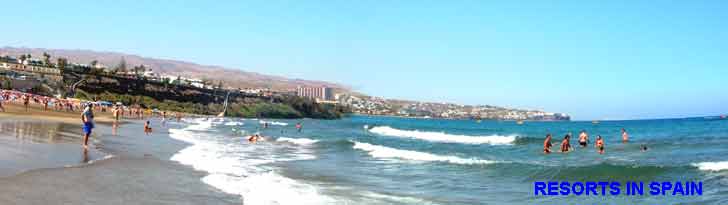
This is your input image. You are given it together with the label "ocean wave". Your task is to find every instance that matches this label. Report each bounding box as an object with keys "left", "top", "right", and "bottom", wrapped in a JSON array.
[
  {"left": 693, "top": 161, "right": 728, "bottom": 171},
  {"left": 368, "top": 126, "right": 516, "bottom": 145},
  {"left": 360, "top": 190, "right": 440, "bottom": 205},
  {"left": 259, "top": 120, "right": 289, "bottom": 126},
  {"left": 202, "top": 172, "right": 335, "bottom": 204},
  {"left": 351, "top": 141, "right": 497, "bottom": 165},
  {"left": 184, "top": 118, "right": 215, "bottom": 131},
  {"left": 277, "top": 137, "right": 319, "bottom": 145},
  {"left": 513, "top": 136, "right": 546, "bottom": 145},
  {"left": 169, "top": 122, "right": 330, "bottom": 204},
  {"left": 224, "top": 121, "right": 244, "bottom": 126}
]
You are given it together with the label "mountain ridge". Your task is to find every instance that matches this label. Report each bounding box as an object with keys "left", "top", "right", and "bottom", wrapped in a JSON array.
[{"left": 0, "top": 46, "right": 349, "bottom": 92}]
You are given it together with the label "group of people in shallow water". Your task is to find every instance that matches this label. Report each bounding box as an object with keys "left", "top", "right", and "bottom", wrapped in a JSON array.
[{"left": 543, "top": 128, "right": 639, "bottom": 154}]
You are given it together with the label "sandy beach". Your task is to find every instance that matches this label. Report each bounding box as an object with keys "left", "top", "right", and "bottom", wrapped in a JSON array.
[
  {"left": 0, "top": 110, "right": 239, "bottom": 204},
  {"left": 0, "top": 102, "right": 119, "bottom": 125}
]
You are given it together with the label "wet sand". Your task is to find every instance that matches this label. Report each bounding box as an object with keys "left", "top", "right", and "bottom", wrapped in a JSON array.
[{"left": 0, "top": 118, "right": 239, "bottom": 204}]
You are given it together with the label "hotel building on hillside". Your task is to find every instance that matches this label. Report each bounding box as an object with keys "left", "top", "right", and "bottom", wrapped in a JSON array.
[{"left": 296, "top": 86, "right": 334, "bottom": 101}]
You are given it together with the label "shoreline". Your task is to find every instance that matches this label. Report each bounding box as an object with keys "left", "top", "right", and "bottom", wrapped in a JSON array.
[
  {"left": 0, "top": 103, "right": 121, "bottom": 124},
  {"left": 0, "top": 110, "right": 239, "bottom": 204}
]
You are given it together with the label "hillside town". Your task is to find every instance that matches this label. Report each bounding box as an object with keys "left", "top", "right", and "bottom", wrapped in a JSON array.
[
  {"left": 1, "top": 53, "right": 569, "bottom": 121},
  {"left": 335, "top": 94, "right": 570, "bottom": 121}
]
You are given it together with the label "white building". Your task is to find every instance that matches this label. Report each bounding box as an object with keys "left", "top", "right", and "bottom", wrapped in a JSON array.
[{"left": 296, "top": 86, "right": 334, "bottom": 101}]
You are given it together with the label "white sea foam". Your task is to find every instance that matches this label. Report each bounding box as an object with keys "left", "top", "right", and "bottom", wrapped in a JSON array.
[
  {"left": 361, "top": 191, "right": 440, "bottom": 205},
  {"left": 224, "top": 121, "right": 244, "bottom": 126},
  {"left": 169, "top": 120, "right": 332, "bottom": 204},
  {"left": 369, "top": 126, "right": 515, "bottom": 145},
  {"left": 277, "top": 137, "right": 319, "bottom": 145},
  {"left": 693, "top": 161, "right": 728, "bottom": 171},
  {"left": 259, "top": 120, "right": 289, "bottom": 126},
  {"left": 352, "top": 141, "right": 497, "bottom": 165},
  {"left": 203, "top": 172, "right": 333, "bottom": 205}
]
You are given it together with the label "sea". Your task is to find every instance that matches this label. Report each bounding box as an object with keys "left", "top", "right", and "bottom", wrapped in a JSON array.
[{"left": 167, "top": 115, "right": 728, "bottom": 204}]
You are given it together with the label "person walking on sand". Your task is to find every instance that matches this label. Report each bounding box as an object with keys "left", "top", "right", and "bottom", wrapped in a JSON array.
[
  {"left": 595, "top": 135, "right": 605, "bottom": 154},
  {"left": 543, "top": 134, "right": 553, "bottom": 154},
  {"left": 22, "top": 94, "right": 30, "bottom": 112},
  {"left": 42, "top": 98, "right": 48, "bottom": 111},
  {"left": 578, "top": 130, "right": 589, "bottom": 147},
  {"left": 621, "top": 128, "right": 629, "bottom": 143},
  {"left": 81, "top": 104, "right": 95, "bottom": 149}
]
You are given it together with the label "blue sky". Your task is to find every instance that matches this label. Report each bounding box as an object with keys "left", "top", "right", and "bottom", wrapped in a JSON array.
[{"left": 2, "top": 0, "right": 727, "bottom": 120}]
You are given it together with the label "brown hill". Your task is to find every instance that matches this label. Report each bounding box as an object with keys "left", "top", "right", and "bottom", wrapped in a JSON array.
[{"left": 0, "top": 46, "right": 349, "bottom": 92}]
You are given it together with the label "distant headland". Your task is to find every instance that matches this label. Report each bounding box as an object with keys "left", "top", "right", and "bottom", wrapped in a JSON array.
[{"left": 0, "top": 46, "right": 569, "bottom": 120}]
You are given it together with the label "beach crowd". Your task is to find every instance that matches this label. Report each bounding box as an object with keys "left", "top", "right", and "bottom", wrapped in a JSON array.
[{"left": 0, "top": 89, "right": 181, "bottom": 120}]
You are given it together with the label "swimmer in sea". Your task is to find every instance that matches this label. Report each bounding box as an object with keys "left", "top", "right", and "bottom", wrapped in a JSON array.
[
  {"left": 640, "top": 144, "right": 648, "bottom": 152},
  {"left": 543, "top": 134, "right": 553, "bottom": 154},
  {"left": 621, "top": 128, "right": 629, "bottom": 143},
  {"left": 595, "top": 135, "right": 605, "bottom": 154},
  {"left": 248, "top": 134, "right": 264, "bottom": 143},
  {"left": 578, "top": 130, "right": 589, "bottom": 147},
  {"left": 560, "top": 134, "right": 572, "bottom": 152}
]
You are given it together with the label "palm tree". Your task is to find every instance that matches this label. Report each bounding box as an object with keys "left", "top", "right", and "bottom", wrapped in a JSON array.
[
  {"left": 42, "top": 52, "right": 52, "bottom": 67},
  {"left": 133, "top": 65, "right": 147, "bottom": 79},
  {"left": 116, "top": 57, "right": 128, "bottom": 74},
  {"left": 57, "top": 58, "right": 68, "bottom": 70},
  {"left": 18, "top": 54, "right": 27, "bottom": 64}
]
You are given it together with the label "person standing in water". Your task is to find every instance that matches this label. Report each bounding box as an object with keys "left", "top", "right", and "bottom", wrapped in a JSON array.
[
  {"left": 144, "top": 121, "right": 153, "bottom": 135},
  {"left": 560, "top": 134, "right": 572, "bottom": 152},
  {"left": 543, "top": 134, "right": 553, "bottom": 154},
  {"left": 81, "top": 104, "right": 95, "bottom": 149},
  {"left": 578, "top": 130, "right": 589, "bottom": 147},
  {"left": 621, "top": 128, "right": 629, "bottom": 143},
  {"left": 161, "top": 111, "right": 167, "bottom": 127},
  {"left": 595, "top": 135, "right": 605, "bottom": 154},
  {"left": 112, "top": 105, "right": 121, "bottom": 123}
]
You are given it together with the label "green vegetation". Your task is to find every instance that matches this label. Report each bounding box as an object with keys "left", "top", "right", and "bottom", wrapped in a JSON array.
[
  {"left": 1, "top": 53, "right": 351, "bottom": 119},
  {"left": 76, "top": 90, "right": 350, "bottom": 119},
  {"left": 0, "top": 77, "right": 11, "bottom": 89},
  {"left": 228, "top": 102, "right": 301, "bottom": 118}
]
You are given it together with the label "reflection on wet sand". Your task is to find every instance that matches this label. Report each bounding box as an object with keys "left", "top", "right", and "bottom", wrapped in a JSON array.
[
  {"left": 112, "top": 122, "right": 119, "bottom": 136},
  {"left": 82, "top": 149, "right": 89, "bottom": 163},
  {"left": 0, "top": 120, "right": 81, "bottom": 143},
  {"left": 0, "top": 119, "right": 108, "bottom": 177}
]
